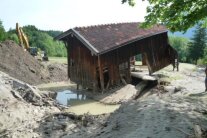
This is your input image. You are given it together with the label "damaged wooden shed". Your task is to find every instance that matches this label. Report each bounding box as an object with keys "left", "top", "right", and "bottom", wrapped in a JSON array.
[{"left": 55, "top": 22, "right": 177, "bottom": 92}]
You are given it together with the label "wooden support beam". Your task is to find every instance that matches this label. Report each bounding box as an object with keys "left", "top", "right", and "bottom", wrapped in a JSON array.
[
  {"left": 142, "top": 53, "right": 147, "bottom": 65},
  {"left": 77, "top": 84, "right": 79, "bottom": 90},
  {"left": 66, "top": 41, "right": 70, "bottom": 79},
  {"left": 127, "top": 59, "right": 131, "bottom": 83},
  {"left": 92, "top": 57, "right": 97, "bottom": 93},
  {"left": 98, "top": 55, "right": 104, "bottom": 93}
]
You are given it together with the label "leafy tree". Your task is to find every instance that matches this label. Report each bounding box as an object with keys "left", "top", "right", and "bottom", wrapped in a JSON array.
[
  {"left": 43, "top": 30, "right": 63, "bottom": 38},
  {"left": 203, "top": 47, "right": 207, "bottom": 64},
  {"left": 7, "top": 33, "right": 19, "bottom": 44},
  {"left": 188, "top": 23, "right": 207, "bottom": 64},
  {"left": 0, "top": 20, "right": 6, "bottom": 42},
  {"left": 7, "top": 25, "right": 67, "bottom": 57},
  {"left": 122, "top": 0, "right": 207, "bottom": 32},
  {"left": 169, "top": 36, "right": 189, "bottom": 62}
]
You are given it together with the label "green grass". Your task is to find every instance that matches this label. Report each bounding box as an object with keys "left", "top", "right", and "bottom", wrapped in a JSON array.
[{"left": 49, "top": 57, "right": 67, "bottom": 64}]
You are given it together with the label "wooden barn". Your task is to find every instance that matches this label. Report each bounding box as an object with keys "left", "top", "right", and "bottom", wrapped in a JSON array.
[{"left": 55, "top": 22, "right": 177, "bottom": 92}]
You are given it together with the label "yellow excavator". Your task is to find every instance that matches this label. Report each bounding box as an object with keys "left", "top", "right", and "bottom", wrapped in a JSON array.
[{"left": 16, "top": 23, "right": 48, "bottom": 61}]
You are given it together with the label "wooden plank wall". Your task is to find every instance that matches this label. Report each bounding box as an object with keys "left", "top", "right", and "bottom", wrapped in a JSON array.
[
  {"left": 99, "top": 32, "right": 172, "bottom": 89},
  {"left": 64, "top": 32, "right": 173, "bottom": 91},
  {"left": 67, "top": 37, "right": 97, "bottom": 89}
]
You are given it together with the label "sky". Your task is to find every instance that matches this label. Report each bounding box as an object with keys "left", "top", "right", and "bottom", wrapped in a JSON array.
[{"left": 0, "top": 0, "right": 149, "bottom": 31}]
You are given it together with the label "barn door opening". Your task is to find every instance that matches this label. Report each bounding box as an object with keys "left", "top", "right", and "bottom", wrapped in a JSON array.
[
  {"left": 133, "top": 54, "right": 146, "bottom": 65},
  {"left": 130, "top": 54, "right": 147, "bottom": 71}
]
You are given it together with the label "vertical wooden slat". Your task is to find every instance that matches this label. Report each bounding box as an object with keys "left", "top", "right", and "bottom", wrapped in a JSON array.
[
  {"left": 142, "top": 53, "right": 147, "bottom": 65},
  {"left": 98, "top": 55, "right": 104, "bottom": 92},
  {"left": 127, "top": 59, "right": 131, "bottom": 83},
  {"left": 93, "top": 59, "right": 97, "bottom": 92}
]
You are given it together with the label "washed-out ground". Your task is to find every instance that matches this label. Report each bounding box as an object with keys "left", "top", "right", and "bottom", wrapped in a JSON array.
[
  {"left": 1, "top": 61, "right": 207, "bottom": 138},
  {"left": 87, "top": 64, "right": 207, "bottom": 138}
]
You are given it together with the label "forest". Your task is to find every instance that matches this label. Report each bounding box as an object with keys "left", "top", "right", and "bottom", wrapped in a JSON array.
[
  {"left": 0, "top": 20, "right": 206, "bottom": 64},
  {"left": 169, "top": 23, "right": 207, "bottom": 65},
  {"left": 0, "top": 20, "right": 66, "bottom": 57}
]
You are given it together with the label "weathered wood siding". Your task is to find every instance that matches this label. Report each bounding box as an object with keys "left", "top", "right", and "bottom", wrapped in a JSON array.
[
  {"left": 97, "top": 32, "right": 172, "bottom": 89},
  {"left": 66, "top": 37, "right": 97, "bottom": 89},
  {"left": 63, "top": 32, "right": 174, "bottom": 91}
]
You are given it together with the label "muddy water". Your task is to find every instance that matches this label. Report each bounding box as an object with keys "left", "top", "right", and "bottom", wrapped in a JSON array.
[{"left": 56, "top": 90, "right": 120, "bottom": 115}]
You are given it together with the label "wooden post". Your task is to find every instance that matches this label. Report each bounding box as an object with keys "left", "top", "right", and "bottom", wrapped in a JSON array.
[
  {"left": 127, "top": 59, "right": 131, "bottom": 83},
  {"left": 92, "top": 57, "right": 97, "bottom": 93},
  {"left": 98, "top": 55, "right": 104, "bottom": 93},
  {"left": 66, "top": 41, "right": 70, "bottom": 79},
  {"left": 142, "top": 53, "right": 147, "bottom": 65},
  {"left": 77, "top": 84, "right": 79, "bottom": 90}
]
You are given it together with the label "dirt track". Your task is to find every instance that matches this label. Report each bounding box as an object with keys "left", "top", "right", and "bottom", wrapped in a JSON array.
[{"left": 0, "top": 40, "right": 68, "bottom": 85}]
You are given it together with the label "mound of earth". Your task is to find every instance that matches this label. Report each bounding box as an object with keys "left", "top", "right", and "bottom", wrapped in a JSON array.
[
  {"left": 0, "top": 40, "right": 67, "bottom": 85},
  {"left": 47, "top": 63, "right": 68, "bottom": 82}
]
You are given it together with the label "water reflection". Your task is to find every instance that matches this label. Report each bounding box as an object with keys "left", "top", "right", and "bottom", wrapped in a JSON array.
[
  {"left": 56, "top": 90, "right": 88, "bottom": 106},
  {"left": 56, "top": 89, "right": 121, "bottom": 115}
]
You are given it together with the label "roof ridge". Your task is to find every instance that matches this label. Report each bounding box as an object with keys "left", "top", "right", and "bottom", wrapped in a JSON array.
[{"left": 74, "top": 22, "right": 141, "bottom": 30}]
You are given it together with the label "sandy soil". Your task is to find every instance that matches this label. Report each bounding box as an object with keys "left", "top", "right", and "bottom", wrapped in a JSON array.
[
  {"left": 35, "top": 63, "right": 207, "bottom": 138},
  {"left": 1, "top": 63, "right": 207, "bottom": 138},
  {"left": 86, "top": 64, "right": 207, "bottom": 138}
]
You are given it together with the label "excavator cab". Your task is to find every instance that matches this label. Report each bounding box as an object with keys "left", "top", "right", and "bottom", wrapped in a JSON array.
[{"left": 28, "top": 47, "right": 38, "bottom": 56}]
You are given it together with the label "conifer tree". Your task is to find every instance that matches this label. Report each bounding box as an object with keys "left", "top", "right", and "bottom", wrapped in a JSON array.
[{"left": 188, "top": 23, "right": 207, "bottom": 64}]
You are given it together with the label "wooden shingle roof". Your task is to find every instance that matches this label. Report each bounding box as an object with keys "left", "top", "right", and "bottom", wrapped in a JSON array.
[{"left": 55, "top": 22, "right": 167, "bottom": 55}]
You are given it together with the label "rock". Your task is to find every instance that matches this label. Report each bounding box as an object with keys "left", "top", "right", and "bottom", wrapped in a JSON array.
[
  {"left": 11, "top": 80, "right": 44, "bottom": 104},
  {"left": 10, "top": 90, "right": 23, "bottom": 100},
  {"left": 29, "top": 67, "right": 36, "bottom": 74},
  {"left": 194, "top": 125, "right": 202, "bottom": 138},
  {"left": 12, "top": 80, "right": 25, "bottom": 89},
  {"left": 174, "top": 86, "right": 184, "bottom": 93},
  {"left": 163, "top": 86, "right": 175, "bottom": 93}
]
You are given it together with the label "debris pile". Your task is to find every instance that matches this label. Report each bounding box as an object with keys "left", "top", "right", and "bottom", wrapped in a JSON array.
[
  {"left": 11, "top": 80, "right": 53, "bottom": 106},
  {"left": 0, "top": 71, "right": 60, "bottom": 138}
]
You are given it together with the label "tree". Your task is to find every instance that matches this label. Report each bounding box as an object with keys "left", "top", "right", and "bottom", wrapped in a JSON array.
[
  {"left": 169, "top": 36, "right": 189, "bottom": 62},
  {"left": 122, "top": 0, "right": 207, "bottom": 32},
  {"left": 188, "top": 23, "right": 207, "bottom": 64},
  {"left": 203, "top": 47, "right": 207, "bottom": 64},
  {"left": 43, "top": 30, "right": 63, "bottom": 38},
  {"left": 0, "top": 20, "right": 6, "bottom": 42},
  {"left": 7, "top": 25, "right": 67, "bottom": 57},
  {"left": 7, "top": 33, "right": 19, "bottom": 44}
]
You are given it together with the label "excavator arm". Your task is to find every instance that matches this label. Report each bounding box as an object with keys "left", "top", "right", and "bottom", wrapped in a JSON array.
[
  {"left": 16, "top": 23, "right": 23, "bottom": 47},
  {"left": 16, "top": 23, "right": 30, "bottom": 50}
]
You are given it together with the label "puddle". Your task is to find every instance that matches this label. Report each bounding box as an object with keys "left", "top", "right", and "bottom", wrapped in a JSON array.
[
  {"left": 56, "top": 90, "right": 120, "bottom": 115},
  {"left": 56, "top": 90, "right": 88, "bottom": 105}
]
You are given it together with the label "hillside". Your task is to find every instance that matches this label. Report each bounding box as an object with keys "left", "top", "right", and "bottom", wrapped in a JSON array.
[{"left": 7, "top": 25, "right": 66, "bottom": 57}]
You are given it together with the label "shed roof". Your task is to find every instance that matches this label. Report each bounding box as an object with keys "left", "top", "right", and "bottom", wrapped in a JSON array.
[{"left": 55, "top": 22, "right": 168, "bottom": 55}]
